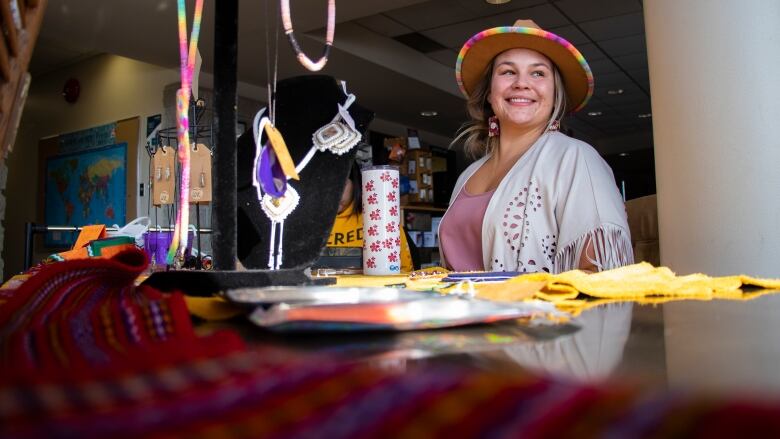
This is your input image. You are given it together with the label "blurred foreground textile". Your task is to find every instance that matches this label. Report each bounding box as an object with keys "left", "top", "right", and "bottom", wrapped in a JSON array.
[{"left": 2, "top": 249, "right": 780, "bottom": 438}]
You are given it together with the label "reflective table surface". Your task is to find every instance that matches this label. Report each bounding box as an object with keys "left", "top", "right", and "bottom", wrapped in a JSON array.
[{"left": 201, "top": 293, "right": 780, "bottom": 399}]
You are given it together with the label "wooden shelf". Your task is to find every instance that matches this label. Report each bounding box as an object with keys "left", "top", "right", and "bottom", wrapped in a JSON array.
[
  {"left": 401, "top": 149, "right": 435, "bottom": 203},
  {"left": 401, "top": 204, "right": 446, "bottom": 214},
  {"left": 0, "top": 0, "right": 47, "bottom": 165}
]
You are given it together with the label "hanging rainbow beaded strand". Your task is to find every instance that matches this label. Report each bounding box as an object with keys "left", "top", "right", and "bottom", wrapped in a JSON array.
[{"left": 166, "top": 0, "right": 204, "bottom": 266}]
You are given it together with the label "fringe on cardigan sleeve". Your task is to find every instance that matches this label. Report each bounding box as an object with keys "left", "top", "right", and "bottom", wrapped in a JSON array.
[{"left": 553, "top": 223, "right": 634, "bottom": 273}]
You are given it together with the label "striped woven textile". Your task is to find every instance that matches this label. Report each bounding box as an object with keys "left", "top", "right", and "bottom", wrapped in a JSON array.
[
  {"left": 2, "top": 249, "right": 780, "bottom": 438},
  {"left": 3, "top": 349, "right": 780, "bottom": 438},
  {"left": 0, "top": 248, "right": 244, "bottom": 378}
]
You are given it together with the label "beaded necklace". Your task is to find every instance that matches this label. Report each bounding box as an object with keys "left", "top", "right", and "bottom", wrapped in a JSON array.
[{"left": 280, "top": 0, "right": 336, "bottom": 71}]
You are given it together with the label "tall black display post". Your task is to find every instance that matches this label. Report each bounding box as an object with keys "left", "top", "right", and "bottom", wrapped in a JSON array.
[{"left": 212, "top": 0, "right": 238, "bottom": 271}]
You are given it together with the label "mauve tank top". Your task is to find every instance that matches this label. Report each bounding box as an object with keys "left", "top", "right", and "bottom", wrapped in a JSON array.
[{"left": 439, "top": 186, "right": 496, "bottom": 271}]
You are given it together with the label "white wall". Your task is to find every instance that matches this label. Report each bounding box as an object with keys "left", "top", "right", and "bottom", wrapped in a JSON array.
[{"left": 2, "top": 54, "right": 180, "bottom": 279}]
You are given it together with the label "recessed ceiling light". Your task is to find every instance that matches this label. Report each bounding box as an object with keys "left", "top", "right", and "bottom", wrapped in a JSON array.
[
  {"left": 485, "top": 0, "right": 511, "bottom": 4},
  {"left": 638, "top": 113, "right": 652, "bottom": 118},
  {"left": 619, "top": 152, "right": 630, "bottom": 157},
  {"left": 420, "top": 110, "right": 438, "bottom": 117},
  {"left": 587, "top": 111, "right": 602, "bottom": 116},
  {"left": 607, "top": 88, "right": 624, "bottom": 95}
]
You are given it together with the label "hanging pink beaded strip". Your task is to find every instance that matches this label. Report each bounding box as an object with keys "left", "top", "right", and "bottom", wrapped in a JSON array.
[
  {"left": 280, "top": 0, "right": 335, "bottom": 71},
  {"left": 166, "top": 0, "right": 204, "bottom": 266}
]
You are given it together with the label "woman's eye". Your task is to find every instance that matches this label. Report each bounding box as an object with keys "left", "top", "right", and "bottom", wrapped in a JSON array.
[
  {"left": 531, "top": 70, "right": 545, "bottom": 77},
  {"left": 499, "top": 69, "right": 515, "bottom": 76}
]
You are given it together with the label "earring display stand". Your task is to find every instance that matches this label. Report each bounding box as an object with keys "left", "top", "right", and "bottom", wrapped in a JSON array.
[
  {"left": 142, "top": 0, "right": 369, "bottom": 296},
  {"left": 148, "top": 96, "right": 212, "bottom": 270}
]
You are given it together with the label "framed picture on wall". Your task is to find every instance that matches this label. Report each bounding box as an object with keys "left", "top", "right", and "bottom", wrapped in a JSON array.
[{"left": 43, "top": 143, "right": 128, "bottom": 247}]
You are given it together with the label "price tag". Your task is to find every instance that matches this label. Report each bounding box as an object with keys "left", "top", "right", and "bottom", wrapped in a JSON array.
[{"left": 189, "top": 143, "right": 212, "bottom": 203}]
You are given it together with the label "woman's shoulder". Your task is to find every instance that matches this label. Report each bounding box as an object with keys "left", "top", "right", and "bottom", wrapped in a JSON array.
[
  {"left": 538, "top": 132, "right": 610, "bottom": 171},
  {"left": 542, "top": 131, "right": 600, "bottom": 159}
]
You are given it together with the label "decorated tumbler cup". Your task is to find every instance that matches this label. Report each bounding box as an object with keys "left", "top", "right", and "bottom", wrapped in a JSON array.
[{"left": 361, "top": 165, "right": 401, "bottom": 275}]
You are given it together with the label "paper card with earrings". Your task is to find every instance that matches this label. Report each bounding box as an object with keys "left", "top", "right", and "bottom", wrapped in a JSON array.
[
  {"left": 152, "top": 146, "right": 175, "bottom": 205},
  {"left": 188, "top": 143, "right": 212, "bottom": 203}
]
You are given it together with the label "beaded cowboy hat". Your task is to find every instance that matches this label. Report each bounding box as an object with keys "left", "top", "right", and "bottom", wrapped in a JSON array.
[{"left": 455, "top": 19, "right": 594, "bottom": 112}]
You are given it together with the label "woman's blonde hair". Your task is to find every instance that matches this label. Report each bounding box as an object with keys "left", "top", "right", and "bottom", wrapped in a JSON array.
[{"left": 453, "top": 54, "right": 567, "bottom": 159}]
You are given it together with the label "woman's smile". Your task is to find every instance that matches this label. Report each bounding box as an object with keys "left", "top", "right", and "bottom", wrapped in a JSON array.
[{"left": 506, "top": 96, "right": 535, "bottom": 104}]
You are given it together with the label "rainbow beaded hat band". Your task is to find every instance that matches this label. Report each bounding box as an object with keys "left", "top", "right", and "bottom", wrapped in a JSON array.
[{"left": 455, "top": 19, "right": 594, "bottom": 113}]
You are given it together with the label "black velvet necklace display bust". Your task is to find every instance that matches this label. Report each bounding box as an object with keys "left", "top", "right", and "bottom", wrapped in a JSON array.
[{"left": 236, "top": 75, "right": 374, "bottom": 269}]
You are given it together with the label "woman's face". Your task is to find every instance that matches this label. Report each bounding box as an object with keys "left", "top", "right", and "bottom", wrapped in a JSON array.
[{"left": 488, "top": 48, "right": 555, "bottom": 133}]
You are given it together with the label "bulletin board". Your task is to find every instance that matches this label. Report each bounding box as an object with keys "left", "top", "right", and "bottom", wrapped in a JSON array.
[{"left": 36, "top": 117, "right": 139, "bottom": 248}]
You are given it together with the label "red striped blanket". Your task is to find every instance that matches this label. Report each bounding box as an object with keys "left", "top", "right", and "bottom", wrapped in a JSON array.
[{"left": 2, "top": 249, "right": 779, "bottom": 438}]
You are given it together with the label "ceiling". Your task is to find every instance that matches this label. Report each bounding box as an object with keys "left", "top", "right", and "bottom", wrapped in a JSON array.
[{"left": 31, "top": 0, "right": 653, "bottom": 151}]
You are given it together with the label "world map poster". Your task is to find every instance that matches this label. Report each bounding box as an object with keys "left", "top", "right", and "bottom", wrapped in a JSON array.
[{"left": 44, "top": 143, "right": 127, "bottom": 247}]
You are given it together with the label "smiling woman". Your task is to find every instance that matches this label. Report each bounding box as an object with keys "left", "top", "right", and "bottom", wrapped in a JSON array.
[{"left": 439, "top": 19, "right": 633, "bottom": 274}]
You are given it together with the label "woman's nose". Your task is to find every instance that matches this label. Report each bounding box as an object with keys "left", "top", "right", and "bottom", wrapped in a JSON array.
[{"left": 512, "top": 73, "right": 529, "bottom": 89}]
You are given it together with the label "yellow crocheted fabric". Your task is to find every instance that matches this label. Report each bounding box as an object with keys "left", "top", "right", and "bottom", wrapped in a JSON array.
[{"left": 468, "top": 262, "right": 780, "bottom": 307}]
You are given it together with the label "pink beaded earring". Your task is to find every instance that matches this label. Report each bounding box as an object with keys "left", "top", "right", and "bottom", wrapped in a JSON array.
[
  {"left": 488, "top": 116, "right": 500, "bottom": 137},
  {"left": 549, "top": 120, "right": 561, "bottom": 132}
]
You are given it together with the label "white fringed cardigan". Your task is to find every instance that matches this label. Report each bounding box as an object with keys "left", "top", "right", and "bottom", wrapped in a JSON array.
[{"left": 440, "top": 131, "right": 633, "bottom": 273}]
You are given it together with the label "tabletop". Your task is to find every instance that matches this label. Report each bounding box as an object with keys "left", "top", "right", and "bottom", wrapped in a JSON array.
[{"left": 200, "top": 292, "right": 780, "bottom": 399}]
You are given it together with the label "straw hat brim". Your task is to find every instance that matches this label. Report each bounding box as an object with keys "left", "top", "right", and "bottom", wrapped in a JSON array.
[{"left": 456, "top": 26, "right": 594, "bottom": 113}]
